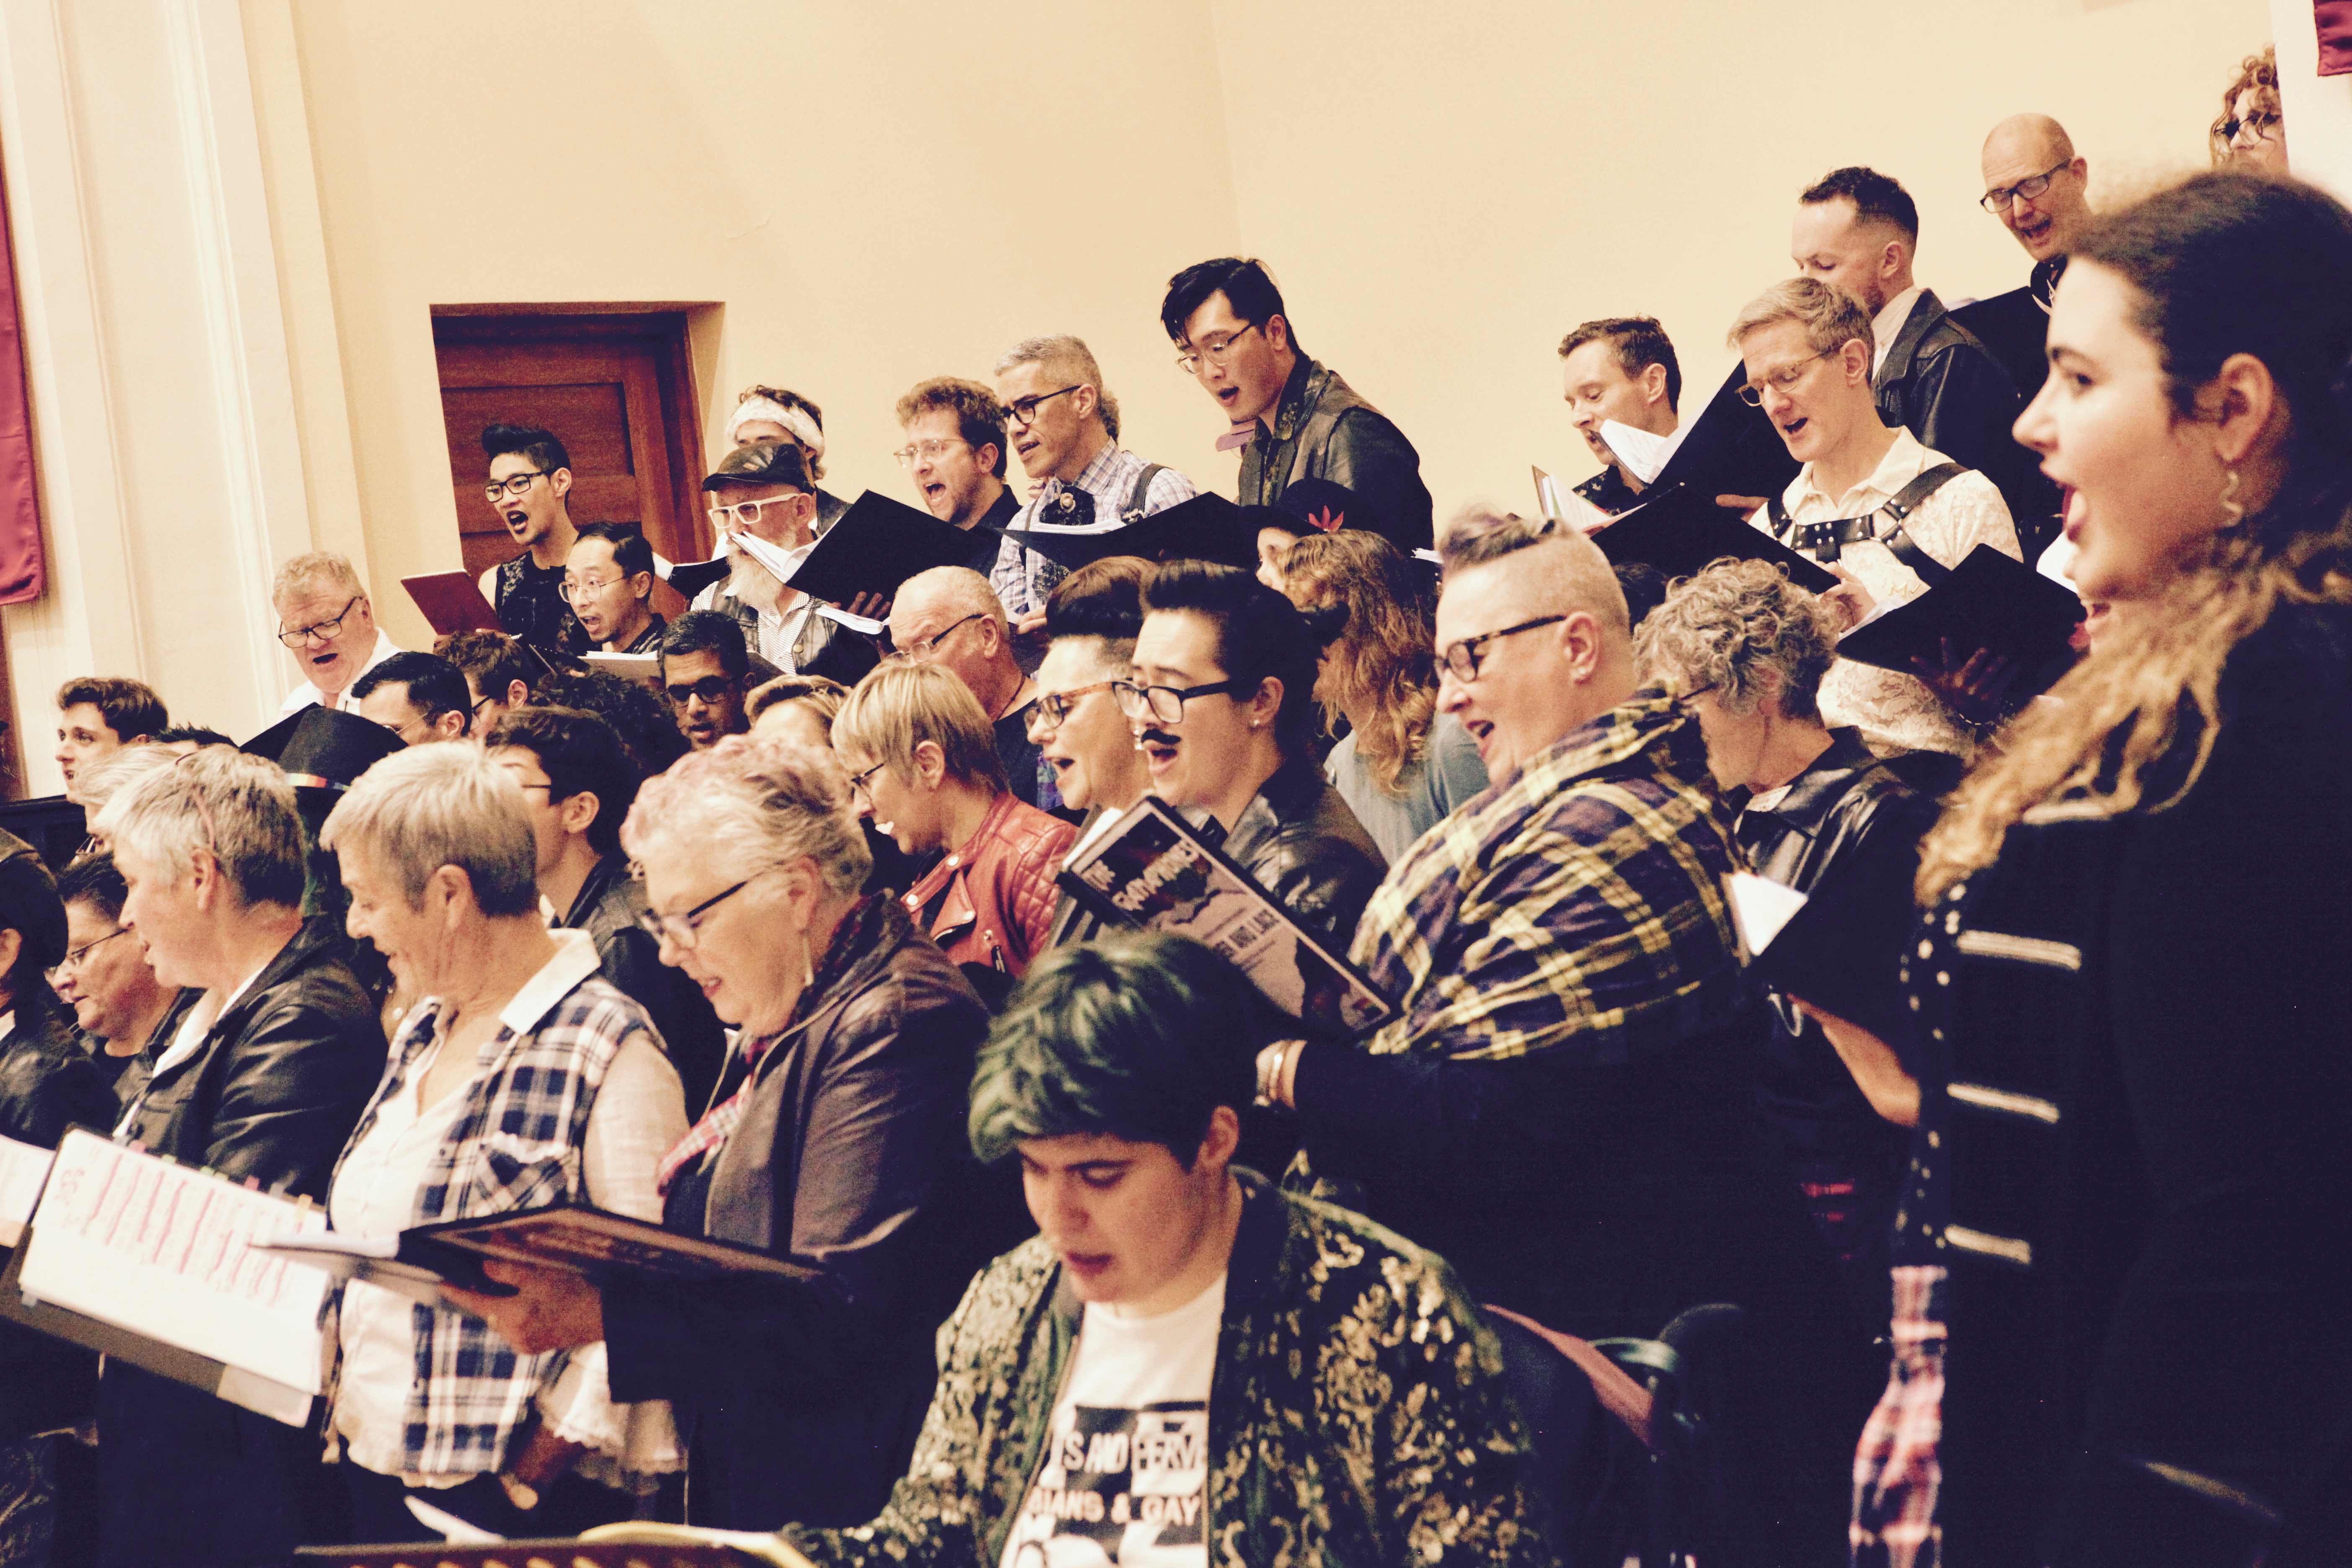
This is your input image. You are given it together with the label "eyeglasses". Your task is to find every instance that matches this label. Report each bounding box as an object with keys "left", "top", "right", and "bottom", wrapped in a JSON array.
[
  {"left": 47, "top": 926, "right": 132, "bottom": 983},
  {"left": 1979, "top": 160, "right": 2071, "bottom": 213},
  {"left": 664, "top": 674, "right": 743, "bottom": 706},
  {"left": 485, "top": 471, "right": 549, "bottom": 502},
  {"left": 708, "top": 494, "right": 805, "bottom": 531},
  {"left": 2213, "top": 110, "right": 2281, "bottom": 146},
  {"left": 1736, "top": 352, "right": 1830, "bottom": 407},
  {"left": 892, "top": 438, "right": 970, "bottom": 469},
  {"left": 845, "top": 760, "right": 889, "bottom": 805},
  {"left": 1437, "top": 614, "right": 1568, "bottom": 682},
  {"left": 1026, "top": 681, "right": 1118, "bottom": 736},
  {"left": 886, "top": 611, "right": 984, "bottom": 664},
  {"left": 1004, "top": 385, "right": 1081, "bottom": 427},
  {"left": 562, "top": 574, "right": 628, "bottom": 600},
  {"left": 276, "top": 596, "right": 361, "bottom": 648},
  {"left": 633, "top": 864, "right": 786, "bottom": 951},
  {"left": 1112, "top": 678, "right": 1247, "bottom": 725},
  {"left": 1175, "top": 321, "right": 1261, "bottom": 374}
]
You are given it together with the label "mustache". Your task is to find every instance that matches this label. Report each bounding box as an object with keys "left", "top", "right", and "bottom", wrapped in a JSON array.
[{"left": 1135, "top": 727, "right": 1180, "bottom": 750}]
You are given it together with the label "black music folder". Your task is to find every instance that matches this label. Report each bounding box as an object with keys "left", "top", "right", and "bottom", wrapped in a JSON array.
[
  {"left": 784, "top": 489, "right": 987, "bottom": 606},
  {"left": 1003, "top": 491, "right": 1257, "bottom": 571},
  {"left": 1590, "top": 484, "right": 1838, "bottom": 593},
  {"left": 1835, "top": 544, "right": 2082, "bottom": 691}
]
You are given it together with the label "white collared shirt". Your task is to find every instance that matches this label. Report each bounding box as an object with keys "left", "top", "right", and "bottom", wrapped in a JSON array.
[
  {"left": 1871, "top": 286, "right": 1926, "bottom": 375},
  {"left": 279, "top": 628, "right": 402, "bottom": 717},
  {"left": 1764, "top": 426, "right": 2019, "bottom": 757}
]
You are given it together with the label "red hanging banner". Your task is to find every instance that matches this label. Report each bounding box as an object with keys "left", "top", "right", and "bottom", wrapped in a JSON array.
[{"left": 0, "top": 150, "right": 44, "bottom": 604}]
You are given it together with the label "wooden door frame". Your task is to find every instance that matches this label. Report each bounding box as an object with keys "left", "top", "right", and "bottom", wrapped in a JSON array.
[{"left": 430, "top": 303, "right": 717, "bottom": 565}]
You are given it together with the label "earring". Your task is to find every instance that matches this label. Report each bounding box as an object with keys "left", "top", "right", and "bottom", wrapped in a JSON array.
[{"left": 2218, "top": 467, "right": 2244, "bottom": 528}]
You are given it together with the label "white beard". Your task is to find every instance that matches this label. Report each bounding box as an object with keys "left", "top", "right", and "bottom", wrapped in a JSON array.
[{"left": 727, "top": 542, "right": 786, "bottom": 612}]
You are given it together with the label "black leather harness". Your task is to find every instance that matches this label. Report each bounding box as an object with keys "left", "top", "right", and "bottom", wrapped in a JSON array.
[{"left": 1767, "top": 462, "right": 1965, "bottom": 587}]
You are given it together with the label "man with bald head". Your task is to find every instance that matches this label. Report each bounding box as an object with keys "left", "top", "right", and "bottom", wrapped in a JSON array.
[
  {"left": 887, "top": 565, "right": 1057, "bottom": 811},
  {"left": 1957, "top": 114, "right": 2097, "bottom": 412},
  {"left": 1259, "top": 506, "right": 1856, "bottom": 1556}
]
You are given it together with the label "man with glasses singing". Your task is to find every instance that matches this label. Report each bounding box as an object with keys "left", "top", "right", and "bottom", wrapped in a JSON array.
[
  {"left": 691, "top": 442, "right": 875, "bottom": 684},
  {"left": 272, "top": 551, "right": 402, "bottom": 717},
  {"left": 565, "top": 521, "right": 665, "bottom": 655},
  {"left": 1955, "top": 114, "right": 2097, "bottom": 415},
  {"left": 1162, "top": 256, "right": 1432, "bottom": 552},
  {"left": 987, "top": 334, "right": 1195, "bottom": 631},
  {"left": 888, "top": 567, "right": 1060, "bottom": 813},
  {"left": 475, "top": 421, "right": 590, "bottom": 658},
  {"left": 894, "top": 376, "right": 1019, "bottom": 575},
  {"left": 1733, "top": 278, "right": 2017, "bottom": 762}
]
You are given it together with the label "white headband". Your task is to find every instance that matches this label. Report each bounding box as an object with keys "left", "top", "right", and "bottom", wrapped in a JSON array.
[{"left": 728, "top": 395, "right": 825, "bottom": 459}]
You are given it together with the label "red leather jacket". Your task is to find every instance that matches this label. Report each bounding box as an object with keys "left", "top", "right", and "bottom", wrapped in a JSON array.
[{"left": 902, "top": 791, "right": 1075, "bottom": 977}]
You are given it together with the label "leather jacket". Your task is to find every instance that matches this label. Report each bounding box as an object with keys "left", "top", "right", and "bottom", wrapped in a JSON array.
[
  {"left": 1873, "top": 288, "right": 2053, "bottom": 555},
  {"left": 118, "top": 915, "right": 386, "bottom": 1199},
  {"left": 558, "top": 853, "right": 729, "bottom": 1116},
  {"left": 1239, "top": 357, "right": 1434, "bottom": 552},
  {"left": 1220, "top": 757, "right": 1388, "bottom": 947},
  {"left": 901, "top": 791, "right": 1076, "bottom": 979}
]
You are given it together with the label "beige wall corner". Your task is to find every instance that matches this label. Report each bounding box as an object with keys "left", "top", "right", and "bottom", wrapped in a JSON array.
[{"left": 2273, "top": 0, "right": 2352, "bottom": 203}]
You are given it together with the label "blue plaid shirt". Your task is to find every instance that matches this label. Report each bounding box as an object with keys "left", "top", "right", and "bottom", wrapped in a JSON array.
[{"left": 988, "top": 442, "right": 1196, "bottom": 616}]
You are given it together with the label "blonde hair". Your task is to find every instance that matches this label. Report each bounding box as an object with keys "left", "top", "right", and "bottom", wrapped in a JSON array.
[
  {"left": 320, "top": 743, "right": 539, "bottom": 917},
  {"left": 833, "top": 662, "right": 1008, "bottom": 793},
  {"left": 1727, "top": 276, "right": 1874, "bottom": 358},
  {"left": 272, "top": 551, "right": 365, "bottom": 611},
  {"left": 94, "top": 749, "right": 305, "bottom": 910},
  {"left": 1280, "top": 531, "right": 1438, "bottom": 797},
  {"left": 747, "top": 673, "right": 849, "bottom": 725}
]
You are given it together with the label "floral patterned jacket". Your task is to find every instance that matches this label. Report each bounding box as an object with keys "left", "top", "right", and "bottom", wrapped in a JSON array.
[{"left": 780, "top": 1168, "right": 1553, "bottom": 1568}]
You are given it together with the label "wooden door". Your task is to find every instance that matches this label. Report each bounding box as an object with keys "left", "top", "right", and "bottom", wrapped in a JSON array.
[{"left": 433, "top": 312, "right": 709, "bottom": 611}]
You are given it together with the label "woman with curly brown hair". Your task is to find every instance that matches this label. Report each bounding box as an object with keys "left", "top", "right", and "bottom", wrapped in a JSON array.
[
  {"left": 1844, "top": 171, "right": 2352, "bottom": 1566},
  {"left": 1277, "top": 530, "right": 1486, "bottom": 859},
  {"left": 2210, "top": 43, "right": 2288, "bottom": 175}
]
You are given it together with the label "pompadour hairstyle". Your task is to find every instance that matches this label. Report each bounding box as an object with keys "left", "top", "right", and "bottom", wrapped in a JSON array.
[
  {"left": 1556, "top": 315, "right": 1684, "bottom": 415},
  {"left": 573, "top": 520, "right": 656, "bottom": 580},
  {"left": 351, "top": 651, "right": 476, "bottom": 734},
  {"left": 481, "top": 421, "right": 571, "bottom": 476},
  {"left": 57, "top": 677, "right": 166, "bottom": 743},
  {"left": 832, "top": 661, "right": 1009, "bottom": 793},
  {"left": 1800, "top": 165, "right": 1920, "bottom": 245},
  {"left": 896, "top": 377, "right": 1010, "bottom": 479},
  {"left": 1139, "top": 560, "right": 1323, "bottom": 756},
  {"left": 968, "top": 932, "right": 1270, "bottom": 1166},
  {"left": 485, "top": 704, "right": 644, "bottom": 859},
  {"left": 1044, "top": 556, "right": 1150, "bottom": 646},
  {"left": 661, "top": 609, "right": 751, "bottom": 681},
  {"left": 1159, "top": 257, "right": 1300, "bottom": 356}
]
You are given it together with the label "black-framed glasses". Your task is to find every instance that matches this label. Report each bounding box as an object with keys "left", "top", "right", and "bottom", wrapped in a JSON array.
[
  {"left": 633, "top": 864, "right": 786, "bottom": 950},
  {"left": 708, "top": 494, "right": 805, "bottom": 531},
  {"left": 1004, "top": 385, "right": 1081, "bottom": 427},
  {"left": 276, "top": 596, "right": 361, "bottom": 647},
  {"left": 892, "top": 437, "right": 970, "bottom": 469},
  {"left": 886, "top": 611, "right": 984, "bottom": 664},
  {"left": 1736, "top": 352, "right": 1830, "bottom": 407},
  {"left": 1027, "top": 681, "right": 1118, "bottom": 735},
  {"left": 664, "top": 674, "right": 743, "bottom": 706},
  {"left": 1979, "top": 161, "right": 2071, "bottom": 213},
  {"left": 1175, "top": 320, "right": 1260, "bottom": 374},
  {"left": 46, "top": 926, "right": 131, "bottom": 983},
  {"left": 1438, "top": 614, "right": 1568, "bottom": 682},
  {"left": 846, "top": 760, "right": 889, "bottom": 805},
  {"left": 1112, "top": 678, "right": 1247, "bottom": 725},
  {"left": 485, "top": 471, "right": 549, "bottom": 502},
  {"left": 2213, "top": 110, "right": 2281, "bottom": 146}
]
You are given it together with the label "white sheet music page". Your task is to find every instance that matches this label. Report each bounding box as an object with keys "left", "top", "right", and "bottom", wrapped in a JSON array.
[
  {"left": 1599, "top": 418, "right": 1692, "bottom": 487},
  {"left": 0, "top": 1133, "right": 54, "bottom": 1247},
  {"left": 16, "top": 1129, "right": 330, "bottom": 1392}
]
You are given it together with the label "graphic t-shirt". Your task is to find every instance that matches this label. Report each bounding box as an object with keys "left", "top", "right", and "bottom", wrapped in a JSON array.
[{"left": 998, "top": 1274, "right": 1223, "bottom": 1568}]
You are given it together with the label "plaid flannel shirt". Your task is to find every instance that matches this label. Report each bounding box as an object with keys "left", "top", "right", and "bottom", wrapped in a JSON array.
[
  {"left": 1852, "top": 1264, "right": 1949, "bottom": 1568},
  {"left": 987, "top": 443, "right": 1196, "bottom": 616},
  {"left": 1347, "top": 694, "right": 1745, "bottom": 1065},
  {"left": 328, "top": 955, "right": 646, "bottom": 1480}
]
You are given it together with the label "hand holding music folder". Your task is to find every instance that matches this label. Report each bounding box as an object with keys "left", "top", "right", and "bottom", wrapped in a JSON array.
[
  {"left": 1003, "top": 491, "right": 1258, "bottom": 572},
  {"left": 1835, "top": 544, "right": 2083, "bottom": 693},
  {"left": 260, "top": 1203, "right": 814, "bottom": 1294},
  {"left": 784, "top": 489, "right": 995, "bottom": 607},
  {"left": 1588, "top": 484, "right": 1838, "bottom": 593}
]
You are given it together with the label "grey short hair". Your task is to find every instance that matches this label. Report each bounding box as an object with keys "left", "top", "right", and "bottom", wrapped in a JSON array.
[
  {"left": 995, "top": 333, "right": 1120, "bottom": 441},
  {"left": 74, "top": 745, "right": 178, "bottom": 816},
  {"left": 1726, "top": 276, "right": 1873, "bottom": 359},
  {"left": 272, "top": 551, "right": 366, "bottom": 610},
  {"left": 1633, "top": 557, "right": 1839, "bottom": 722},
  {"left": 320, "top": 743, "right": 540, "bottom": 917},
  {"left": 1436, "top": 504, "right": 1630, "bottom": 640},
  {"left": 620, "top": 733, "right": 872, "bottom": 897},
  {"left": 93, "top": 749, "right": 307, "bottom": 910}
]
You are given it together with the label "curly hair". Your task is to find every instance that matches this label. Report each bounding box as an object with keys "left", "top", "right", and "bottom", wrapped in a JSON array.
[
  {"left": 622, "top": 732, "right": 872, "bottom": 897},
  {"left": 1278, "top": 531, "right": 1438, "bottom": 796},
  {"left": 1918, "top": 173, "right": 2352, "bottom": 901},
  {"left": 1632, "top": 558, "right": 1839, "bottom": 722},
  {"left": 2211, "top": 44, "right": 2282, "bottom": 166}
]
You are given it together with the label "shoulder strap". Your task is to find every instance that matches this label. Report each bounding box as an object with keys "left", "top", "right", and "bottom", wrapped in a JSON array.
[
  {"left": 1121, "top": 463, "right": 1166, "bottom": 523},
  {"left": 1876, "top": 463, "right": 1966, "bottom": 588}
]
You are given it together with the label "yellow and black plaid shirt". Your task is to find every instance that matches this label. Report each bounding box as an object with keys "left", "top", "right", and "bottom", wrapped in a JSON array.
[{"left": 1348, "top": 693, "right": 1746, "bottom": 1065}]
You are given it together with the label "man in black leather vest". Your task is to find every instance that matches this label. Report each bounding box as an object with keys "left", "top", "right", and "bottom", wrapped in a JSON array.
[
  {"left": 1161, "top": 257, "right": 1432, "bottom": 552},
  {"left": 475, "top": 421, "right": 589, "bottom": 659}
]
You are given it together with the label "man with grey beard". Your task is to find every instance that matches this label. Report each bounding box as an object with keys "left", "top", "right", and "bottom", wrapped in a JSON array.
[{"left": 690, "top": 441, "right": 877, "bottom": 686}]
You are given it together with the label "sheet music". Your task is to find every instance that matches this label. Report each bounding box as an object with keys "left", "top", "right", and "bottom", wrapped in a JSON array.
[
  {"left": 17, "top": 1130, "right": 329, "bottom": 1393},
  {"left": 1532, "top": 467, "right": 1616, "bottom": 532},
  {"left": 724, "top": 528, "right": 808, "bottom": 586},
  {"left": 0, "top": 1133, "right": 54, "bottom": 1248},
  {"left": 1599, "top": 418, "right": 1692, "bottom": 487},
  {"left": 1725, "top": 872, "right": 1808, "bottom": 959}
]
